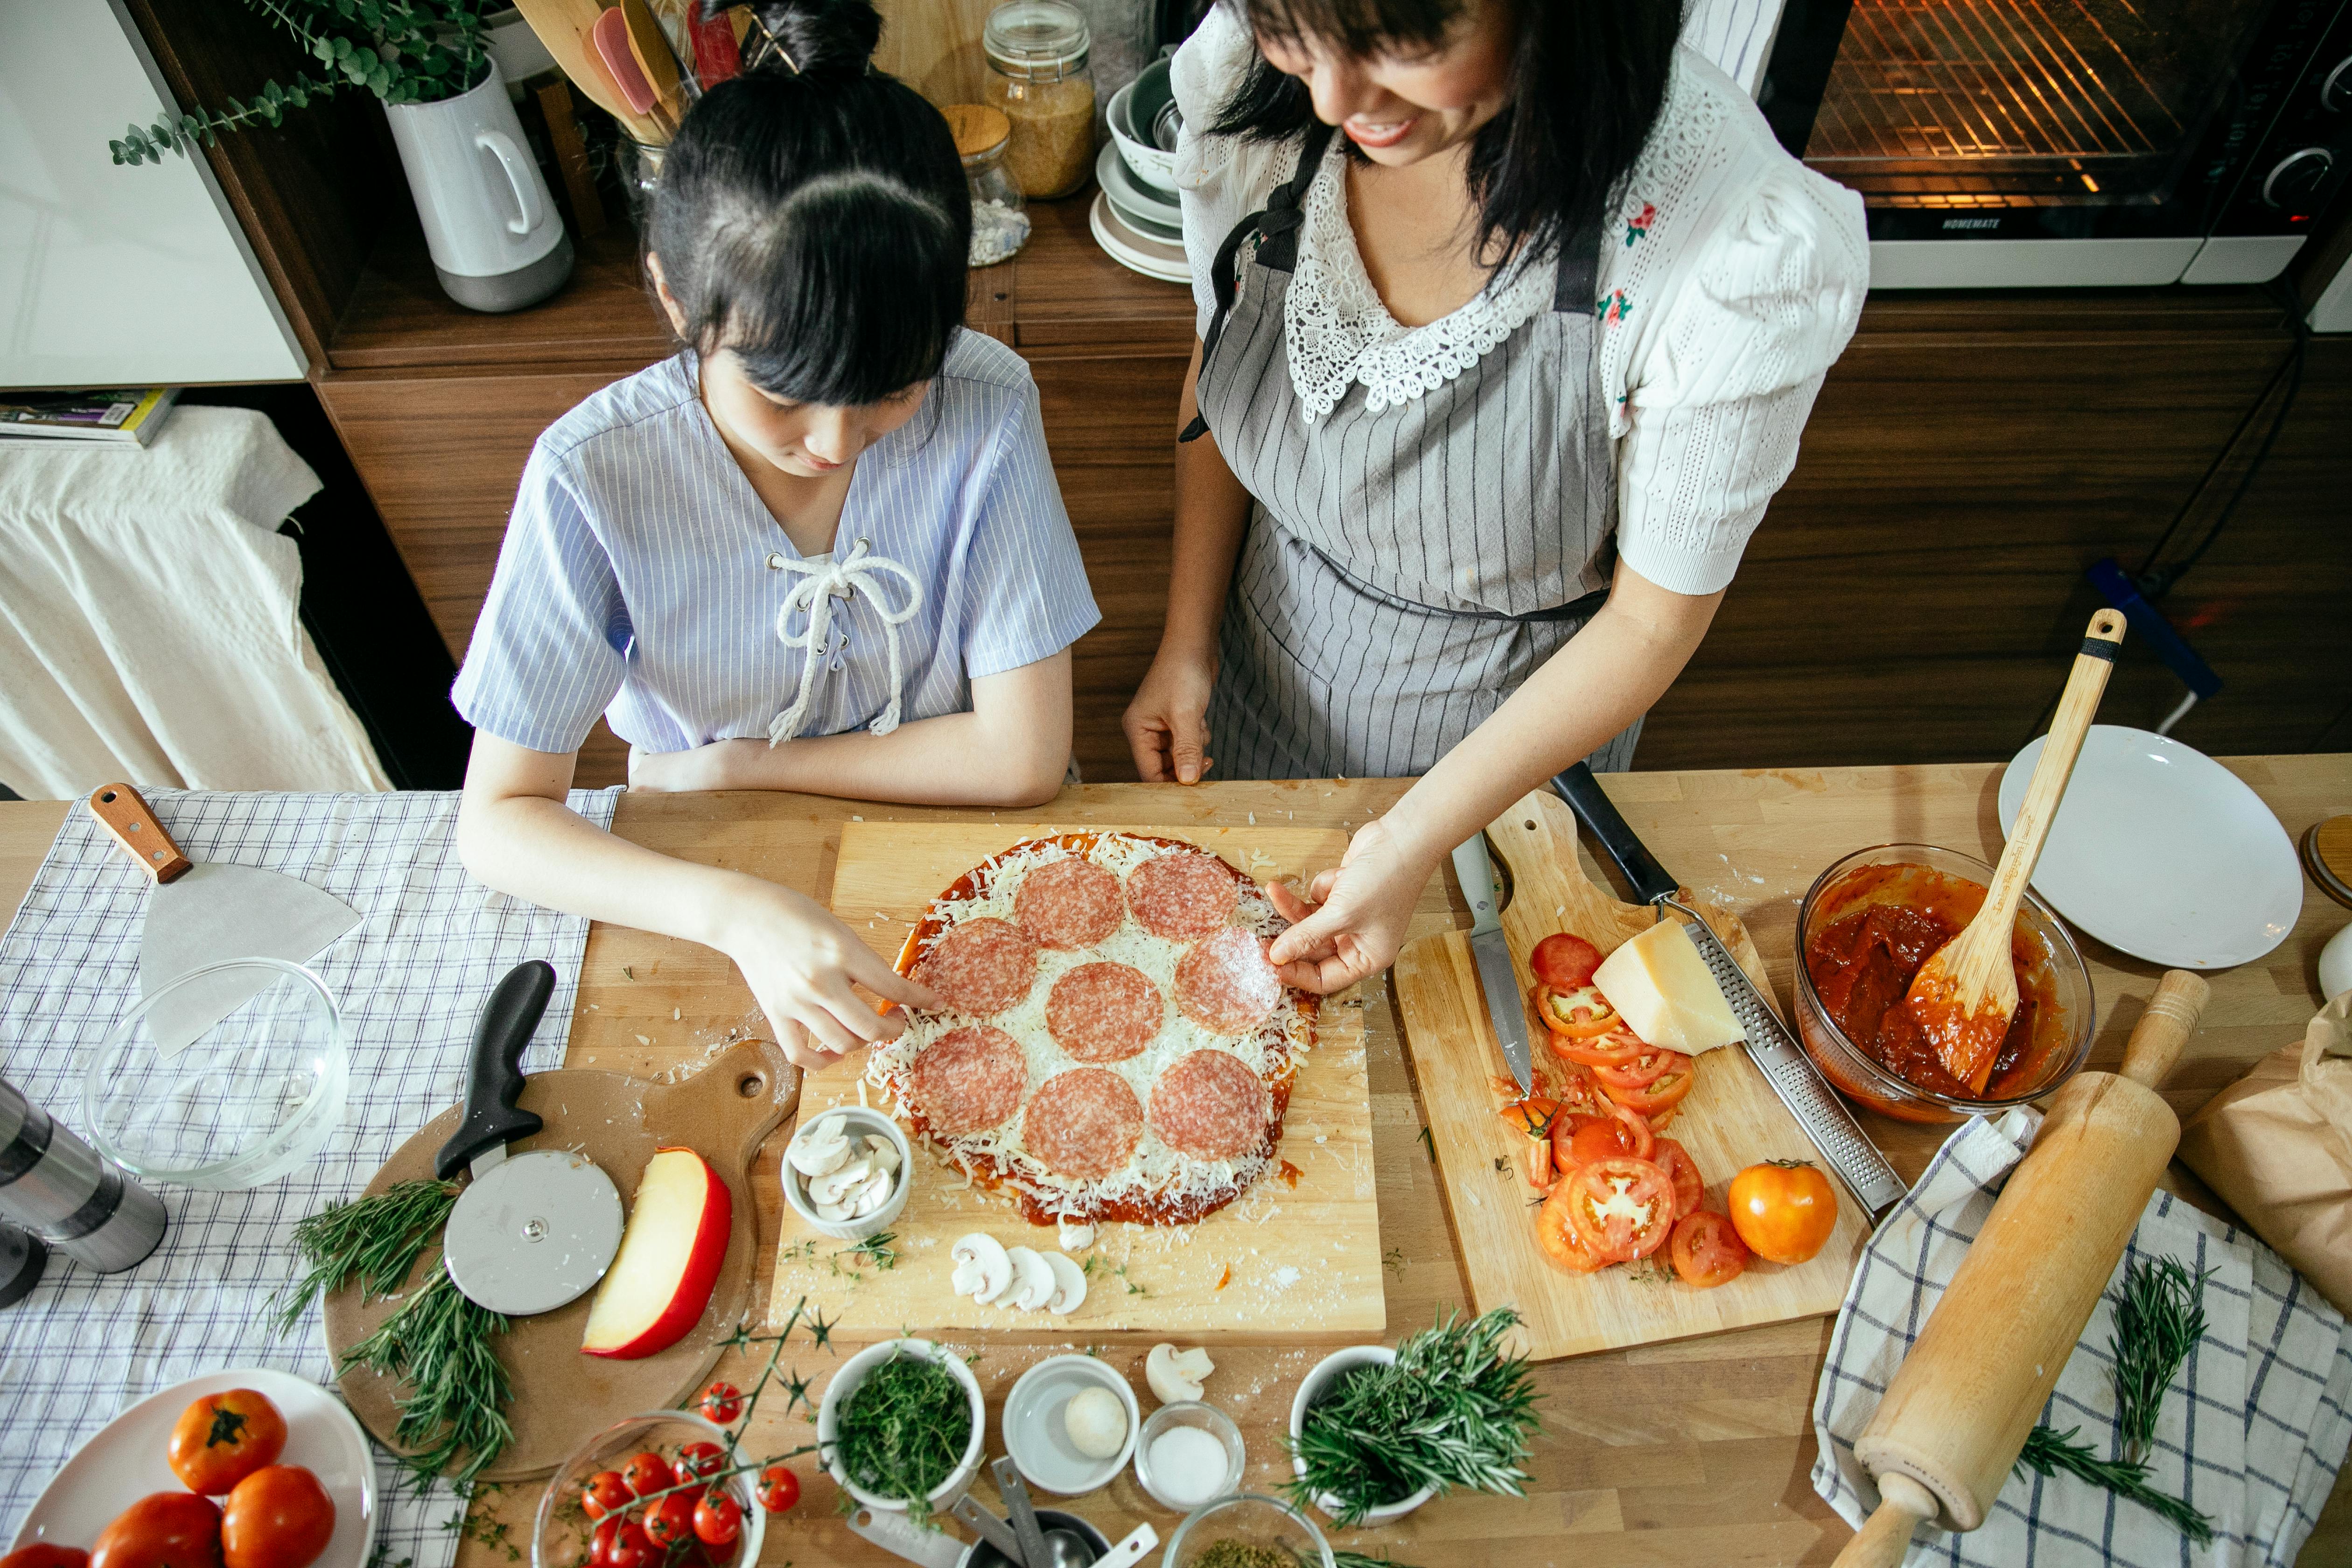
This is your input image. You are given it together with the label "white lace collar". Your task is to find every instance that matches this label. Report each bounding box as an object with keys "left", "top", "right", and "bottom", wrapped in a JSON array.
[{"left": 1283, "top": 138, "right": 1557, "bottom": 425}]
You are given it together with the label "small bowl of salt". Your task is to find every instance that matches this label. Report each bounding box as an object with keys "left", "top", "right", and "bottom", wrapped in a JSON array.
[{"left": 1133, "top": 1400, "right": 1244, "bottom": 1512}]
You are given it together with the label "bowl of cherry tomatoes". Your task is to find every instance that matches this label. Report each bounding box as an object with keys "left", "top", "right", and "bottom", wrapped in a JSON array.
[{"left": 531, "top": 1412, "right": 771, "bottom": 1568}]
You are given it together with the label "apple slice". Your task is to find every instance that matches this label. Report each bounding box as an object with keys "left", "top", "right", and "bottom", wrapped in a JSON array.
[{"left": 581, "top": 1147, "right": 732, "bottom": 1359}]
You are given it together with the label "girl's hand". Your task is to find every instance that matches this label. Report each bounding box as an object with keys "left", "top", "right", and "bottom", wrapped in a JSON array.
[
  {"left": 629, "top": 739, "right": 765, "bottom": 793},
  {"left": 1264, "top": 817, "right": 1433, "bottom": 994},
  {"left": 1122, "top": 647, "right": 1218, "bottom": 784},
  {"left": 717, "top": 880, "right": 944, "bottom": 1070}
]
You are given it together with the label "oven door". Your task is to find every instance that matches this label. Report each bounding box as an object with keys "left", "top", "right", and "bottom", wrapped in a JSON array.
[{"left": 1761, "top": 0, "right": 2347, "bottom": 285}]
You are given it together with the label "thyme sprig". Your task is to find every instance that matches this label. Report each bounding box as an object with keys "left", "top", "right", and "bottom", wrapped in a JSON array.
[
  {"left": 827, "top": 1351, "right": 971, "bottom": 1524},
  {"left": 2016, "top": 1425, "right": 2215, "bottom": 1544}
]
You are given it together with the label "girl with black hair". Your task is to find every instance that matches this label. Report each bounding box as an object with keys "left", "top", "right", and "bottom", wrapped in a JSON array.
[
  {"left": 452, "top": 0, "right": 1099, "bottom": 1069},
  {"left": 1121, "top": 0, "right": 1867, "bottom": 994}
]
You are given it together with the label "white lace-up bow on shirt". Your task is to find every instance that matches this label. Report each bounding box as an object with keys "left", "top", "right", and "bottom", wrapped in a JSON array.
[{"left": 767, "top": 536, "right": 925, "bottom": 746}]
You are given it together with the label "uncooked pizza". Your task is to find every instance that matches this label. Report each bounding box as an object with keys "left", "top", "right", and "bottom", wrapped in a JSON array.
[{"left": 865, "top": 832, "right": 1317, "bottom": 1226}]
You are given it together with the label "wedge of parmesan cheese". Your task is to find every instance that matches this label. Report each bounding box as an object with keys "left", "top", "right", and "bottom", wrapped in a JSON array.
[{"left": 1592, "top": 919, "right": 1743, "bottom": 1054}]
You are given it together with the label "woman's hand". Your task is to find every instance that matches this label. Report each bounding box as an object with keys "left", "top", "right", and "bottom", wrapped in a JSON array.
[
  {"left": 715, "top": 880, "right": 944, "bottom": 1070},
  {"left": 1123, "top": 646, "right": 1219, "bottom": 784},
  {"left": 628, "top": 739, "right": 765, "bottom": 793},
  {"left": 1264, "top": 816, "right": 1435, "bottom": 993}
]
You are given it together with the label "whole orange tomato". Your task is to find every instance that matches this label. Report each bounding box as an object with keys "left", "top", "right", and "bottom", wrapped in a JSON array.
[
  {"left": 1727, "top": 1160, "right": 1838, "bottom": 1266},
  {"left": 168, "top": 1389, "right": 287, "bottom": 1496},
  {"left": 220, "top": 1467, "right": 336, "bottom": 1568},
  {"left": 91, "top": 1493, "right": 222, "bottom": 1568}
]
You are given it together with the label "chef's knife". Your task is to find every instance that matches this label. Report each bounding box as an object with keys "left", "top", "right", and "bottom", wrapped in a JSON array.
[
  {"left": 1449, "top": 832, "right": 1534, "bottom": 1097},
  {"left": 88, "top": 783, "right": 361, "bottom": 1061},
  {"left": 434, "top": 961, "right": 623, "bottom": 1317},
  {"left": 1550, "top": 764, "right": 1907, "bottom": 1217}
]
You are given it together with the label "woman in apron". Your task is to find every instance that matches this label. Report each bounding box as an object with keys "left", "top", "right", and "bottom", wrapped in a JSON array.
[{"left": 1122, "top": 0, "right": 1868, "bottom": 992}]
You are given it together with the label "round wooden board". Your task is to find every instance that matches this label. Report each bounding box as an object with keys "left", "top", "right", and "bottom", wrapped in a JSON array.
[{"left": 323, "top": 1039, "right": 797, "bottom": 1481}]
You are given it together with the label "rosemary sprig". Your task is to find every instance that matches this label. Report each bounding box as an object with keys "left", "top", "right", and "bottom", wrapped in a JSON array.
[
  {"left": 827, "top": 1351, "right": 971, "bottom": 1524},
  {"left": 337, "top": 1266, "right": 513, "bottom": 1489},
  {"left": 1333, "top": 1554, "right": 1423, "bottom": 1568},
  {"left": 2109, "top": 1257, "right": 2212, "bottom": 1465},
  {"left": 2016, "top": 1425, "right": 2215, "bottom": 1544},
  {"left": 268, "top": 1178, "right": 461, "bottom": 1337}
]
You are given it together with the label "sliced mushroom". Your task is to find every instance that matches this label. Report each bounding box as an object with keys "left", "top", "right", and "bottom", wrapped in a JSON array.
[
  {"left": 812, "top": 1198, "right": 851, "bottom": 1222},
  {"left": 1043, "top": 1251, "right": 1087, "bottom": 1316},
  {"left": 862, "top": 1134, "right": 902, "bottom": 1176},
  {"left": 805, "top": 1155, "right": 873, "bottom": 1210},
  {"left": 787, "top": 1121, "right": 853, "bottom": 1178},
  {"left": 950, "top": 1233, "right": 1013, "bottom": 1303},
  {"left": 1145, "top": 1343, "right": 1216, "bottom": 1405},
  {"left": 1056, "top": 1218, "right": 1097, "bottom": 1253},
  {"left": 1005, "top": 1246, "right": 1056, "bottom": 1311},
  {"left": 846, "top": 1166, "right": 895, "bottom": 1218}
]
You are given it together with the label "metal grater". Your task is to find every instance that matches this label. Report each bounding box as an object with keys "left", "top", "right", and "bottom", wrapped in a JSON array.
[{"left": 1661, "top": 898, "right": 1909, "bottom": 1216}]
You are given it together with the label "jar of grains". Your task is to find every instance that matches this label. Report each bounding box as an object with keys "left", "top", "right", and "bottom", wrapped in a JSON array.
[
  {"left": 944, "top": 104, "right": 1030, "bottom": 266},
  {"left": 982, "top": 0, "right": 1095, "bottom": 199}
]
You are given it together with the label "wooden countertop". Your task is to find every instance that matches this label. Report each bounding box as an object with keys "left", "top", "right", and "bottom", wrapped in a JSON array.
[{"left": 3, "top": 761, "right": 2347, "bottom": 1565}]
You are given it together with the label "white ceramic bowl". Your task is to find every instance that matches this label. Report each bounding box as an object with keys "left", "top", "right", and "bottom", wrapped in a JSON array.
[
  {"left": 532, "top": 1409, "right": 764, "bottom": 1568},
  {"left": 1133, "top": 1400, "right": 1243, "bottom": 1513},
  {"left": 818, "top": 1338, "right": 987, "bottom": 1513},
  {"left": 782, "top": 1105, "right": 911, "bottom": 1240},
  {"left": 1107, "top": 78, "right": 1177, "bottom": 191},
  {"left": 1288, "top": 1346, "right": 1435, "bottom": 1525},
  {"left": 1004, "top": 1353, "right": 1140, "bottom": 1496}
]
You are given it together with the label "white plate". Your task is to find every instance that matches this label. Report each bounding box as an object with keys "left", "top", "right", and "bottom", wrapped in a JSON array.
[
  {"left": 1088, "top": 193, "right": 1190, "bottom": 285},
  {"left": 10, "top": 1368, "right": 379, "bottom": 1565},
  {"left": 1998, "top": 725, "right": 2302, "bottom": 969}
]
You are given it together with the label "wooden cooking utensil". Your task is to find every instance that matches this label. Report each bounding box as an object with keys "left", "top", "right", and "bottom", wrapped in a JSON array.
[
  {"left": 510, "top": 0, "right": 630, "bottom": 119},
  {"left": 1836, "top": 968, "right": 2210, "bottom": 1568},
  {"left": 1908, "top": 608, "right": 2127, "bottom": 1090},
  {"left": 593, "top": 5, "right": 677, "bottom": 138},
  {"left": 620, "top": 0, "right": 688, "bottom": 123}
]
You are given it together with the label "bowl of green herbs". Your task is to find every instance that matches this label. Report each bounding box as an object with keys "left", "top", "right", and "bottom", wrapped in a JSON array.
[
  {"left": 818, "top": 1338, "right": 985, "bottom": 1518},
  {"left": 1284, "top": 1308, "right": 1539, "bottom": 1528}
]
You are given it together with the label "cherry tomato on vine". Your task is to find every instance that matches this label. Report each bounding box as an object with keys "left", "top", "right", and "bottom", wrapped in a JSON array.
[
  {"left": 697, "top": 1382, "right": 743, "bottom": 1426},
  {"left": 589, "top": 1520, "right": 621, "bottom": 1568},
  {"left": 643, "top": 1495, "right": 698, "bottom": 1551},
  {"left": 754, "top": 1465, "right": 800, "bottom": 1515},
  {"left": 581, "top": 1471, "right": 632, "bottom": 1522},
  {"left": 603, "top": 1521, "right": 654, "bottom": 1568},
  {"left": 691, "top": 1494, "right": 742, "bottom": 1548},
  {"left": 672, "top": 1442, "right": 727, "bottom": 1485},
  {"left": 623, "top": 1451, "right": 671, "bottom": 1499}
]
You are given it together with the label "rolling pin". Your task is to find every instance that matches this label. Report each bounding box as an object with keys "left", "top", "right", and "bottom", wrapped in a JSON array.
[{"left": 1836, "top": 968, "right": 2211, "bottom": 1568}]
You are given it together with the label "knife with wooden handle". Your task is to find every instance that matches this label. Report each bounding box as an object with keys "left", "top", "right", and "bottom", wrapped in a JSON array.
[{"left": 1449, "top": 832, "right": 1534, "bottom": 1098}]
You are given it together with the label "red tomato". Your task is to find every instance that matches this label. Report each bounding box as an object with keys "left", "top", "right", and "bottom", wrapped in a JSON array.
[
  {"left": 1534, "top": 1180, "right": 1610, "bottom": 1273},
  {"left": 1592, "top": 1049, "right": 1680, "bottom": 1091},
  {"left": 1651, "top": 1138, "right": 1705, "bottom": 1220},
  {"left": 1601, "top": 1061, "right": 1694, "bottom": 1118},
  {"left": 589, "top": 1519, "right": 622, "bottom": 1568},
  {"left": 1533, "top": 983, "right": 1619, "bottom": 1040},
  {"left": 697, "top": 1382, "right": 743, "bottom": 1426},
  {"left": 1531, "top": 933, "right": 1602, "bottom": 989},
  {"left": 692, "top": 1535, "right": 737, "bottom": 1567},
  {"left": 672, "top": 1442, "right": 727, "bottom": 1485},
  {"left": 7, "top": 1548, "right": 92, "bottom": 1568},
  {"left": 220, "top": 1466, "right": 336, "bottom": 1568},
  {"left": 1556, "top": 1027, "right": 1648, "bottom": 1069},
  {"left": 644, "top": 1495, "right": 698, "bottom": 1550},
  {"left": 91, "top": 1494, "right": 222, "bottom": 1568},
  {"left": 1522, "top": 1134, "right": 1553, "bottom": 1188},
  {"left": 1670, "top": 1211, "right": 1750, "bottom": 1288},
  {"left": 581, "top": 1471, "right": 632, "bottom": 1522},
  {"left": 604, "top": 1521, "right": 655, "bottom": 1568},
  {"left": 1549, "top": 1058, "right": 1608, "bottom": 1115},
  {"left": 167, "top": 1389, "right": 287, "bottom": 1497},
  {"left": 691, "top": 1494, "right": 742, "bottom": 1548},
  {"left": 755, "top": 1465, "right": 800, "bottom": 1515},
  {"left": 1561, "top": 1156, "right": 1677, "bottom": 1262},
  {"left": 623, "top": 1452, "right": 672, "bottom": 1499},
  {"left": 1728, "top": 1161, "right": 1839, "bottom": 1266}
]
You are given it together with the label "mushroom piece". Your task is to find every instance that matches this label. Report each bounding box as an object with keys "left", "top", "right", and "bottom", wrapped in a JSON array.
[
  {"left": 1043, "top": 1251, "right": 1087, "bottom": 1316},
  {"left": 1005, "top": 1246, "right": 1057, "bottom": 1311},
  {"left": 862, "top": 1134, "right": 902, "bottom": 1176},
  {"left": 1145, "top": 1343, "right": 1217, "bottom": 1405},
  {"left": 1056, "top": 1217, "right": 1097, "bottom": 1253},
  {"left": 845, "top": 1166, "right": 895, "bottom": 1218},
  {"left": 805, "top": 1155, "right": 873, "bottom": 1210},
  {"left": 786, "top": 1121, "right": 854, "bottom": 1178},
  {"left": 950, "top": 1233, "right": 1013, "bottom": 1303}
]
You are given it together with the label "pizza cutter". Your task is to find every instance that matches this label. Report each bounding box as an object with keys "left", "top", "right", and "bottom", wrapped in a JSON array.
[{"left": 432, "top": 961, "right": 623, "bottom": 1317}]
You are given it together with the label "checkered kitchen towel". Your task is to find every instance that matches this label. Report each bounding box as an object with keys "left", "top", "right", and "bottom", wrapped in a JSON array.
[
  {"left": 0, "top": 789, "right": 620, "bottom": 1568},
  {"left": 1815, "top": 1111, "right": 2352, "bottom": 1567}
]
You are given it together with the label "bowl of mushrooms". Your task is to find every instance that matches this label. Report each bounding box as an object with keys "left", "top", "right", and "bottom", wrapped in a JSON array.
[{"left": 783, "top": 1106, "right": 909, "bottom": 1239}]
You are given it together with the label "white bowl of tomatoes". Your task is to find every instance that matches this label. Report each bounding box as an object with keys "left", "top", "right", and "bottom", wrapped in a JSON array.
[{"left": 531, "top": 1412, "right": 769, "bottom": 1568}]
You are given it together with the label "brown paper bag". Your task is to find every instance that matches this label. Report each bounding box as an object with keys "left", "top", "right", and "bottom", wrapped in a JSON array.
[{"left": 2178, "top": 992, "right": 2352, "bottom": 1316}]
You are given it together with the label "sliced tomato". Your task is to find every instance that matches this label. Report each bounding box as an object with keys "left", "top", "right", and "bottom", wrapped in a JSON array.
[
  {"left": 1648, "top": 1101, "right": 1680, "bottom": 1131},
  {"left": 1557, "top": 1028, "right": 1648, "bottom": 1069},
  {"left": 1535, "top": 1179, "right": 1611, "bottom": 1272},
  {"left": 1548, "top": 1058, "right": 1607, "bottom": 1113},
  {"left": 1607, "top": 1098, "right": 1655, "bottom": 1159},
  {"left": 1669, "top": 1211, "right": 1749, "bottom": 1288},
  {"left": 1651, "top": 1137, "right": 1705, "bottom": 1220},
  {"left": 1498, "top": 1096, "right": 1560, "bottom": 1140},
  {"left": 1602, "top": 1061, "right": 1694, "bottom": 1118},
  {"left": 1593, "top": 1048, "right": 1682, "bottom": 1091},
  {"left": 1523, "top": 1134, "right": 1553, "bottom": 1188},
  {"left": 1561, "top": 1156, "right": 1676, "bottom": 1261},
  {"left": 1534, "top": 984, "right": 1620, "bottom": 1040},
  {"left": 1531, "top": 932, "right": 1603, "bottom": 989}
]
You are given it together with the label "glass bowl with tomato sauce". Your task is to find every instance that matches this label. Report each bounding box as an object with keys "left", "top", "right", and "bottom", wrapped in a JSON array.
[{"left": 1794, "top": 844, "right": 2094, "bottom": 1125}]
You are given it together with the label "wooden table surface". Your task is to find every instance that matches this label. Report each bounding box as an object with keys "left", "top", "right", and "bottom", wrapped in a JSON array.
[{"left": 3, "top": 760, "right": 2347, "bottom": 1566}]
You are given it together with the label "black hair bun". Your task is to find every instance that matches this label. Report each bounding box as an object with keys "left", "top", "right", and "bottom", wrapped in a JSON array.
[{"left": 730, "top": 0, "right": 883, "bottom": 83}]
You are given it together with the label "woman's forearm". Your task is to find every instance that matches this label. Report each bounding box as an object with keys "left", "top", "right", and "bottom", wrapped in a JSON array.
[
  {"left": 1162, "top": 339, "right": 1253, "bottom": 660},
  {"left": 457, "top": 788, "right": 767, "bottom": 952},
  {"left": 700, "top": 707, "right": 1065, "bottom": 807}
]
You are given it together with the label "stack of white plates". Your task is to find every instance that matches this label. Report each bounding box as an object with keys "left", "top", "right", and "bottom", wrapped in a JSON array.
[{"left": 1097, "top": 58, "right": 1187, "bottom": 284}]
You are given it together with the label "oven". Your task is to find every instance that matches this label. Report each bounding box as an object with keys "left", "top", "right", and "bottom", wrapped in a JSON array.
[{"left": 1757, "top": 0, "right": 2352, "bottom": 285}]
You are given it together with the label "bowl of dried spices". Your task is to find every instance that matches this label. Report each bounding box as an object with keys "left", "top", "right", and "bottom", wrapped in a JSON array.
[
  {"left": 1159, "top": 1494, "right": 1332, "bottom": 1568},
  {"left": 817, "top": 1338, "right": 985, "bottom": 1518}
]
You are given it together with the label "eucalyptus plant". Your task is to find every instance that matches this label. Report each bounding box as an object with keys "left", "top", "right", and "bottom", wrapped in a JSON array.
[{"left": 111, "top": 0, "right": 492, "bottom": 168}]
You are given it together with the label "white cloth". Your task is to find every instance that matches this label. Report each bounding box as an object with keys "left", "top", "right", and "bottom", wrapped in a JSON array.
[
  {"left": 1813, "top": 1112, "right": 2352, "bottom": 1568},
  {"left": 0, "top": 407, "right": 391, "bottom": 797},
  {"left": 1170, "top": 9, "right": 1869, "bottom": 596}
]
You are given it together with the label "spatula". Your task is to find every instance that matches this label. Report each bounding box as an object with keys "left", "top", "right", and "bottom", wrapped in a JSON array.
[
  {"left": 594, "top": 6, "right": 677, "bottom": 139},
  {"left": 1905, "top": 608, "right": 2126, "bottom": 1091},
  {"left": 620, "top": 0, "right": 689, "bottom": 122}
]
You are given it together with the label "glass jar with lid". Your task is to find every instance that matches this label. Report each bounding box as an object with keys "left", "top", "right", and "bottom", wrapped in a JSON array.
[
  {"left": 982, "top": 0, "right": 1095, "bottom": 200},
  {"left": 945, "top": 104, "right": 1031, "bottom": 266}
]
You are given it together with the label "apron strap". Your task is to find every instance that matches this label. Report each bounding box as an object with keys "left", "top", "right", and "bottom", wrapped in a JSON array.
[
  {"left": 1180, "top": 120, "right": 1339, "bottom": 445},
  {"left": 1551, "top": 218, "right": 1606, "bottom": 315}
]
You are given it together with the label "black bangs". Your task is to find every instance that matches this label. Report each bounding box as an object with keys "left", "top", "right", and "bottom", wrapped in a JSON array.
[{"left": 1233, "top": 0, "right": 1460, "bottom": 53}]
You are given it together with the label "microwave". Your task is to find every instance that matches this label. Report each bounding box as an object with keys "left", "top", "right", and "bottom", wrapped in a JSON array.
[{"left": 1755, "top": 0, "right": 2352, "bottom": 286}]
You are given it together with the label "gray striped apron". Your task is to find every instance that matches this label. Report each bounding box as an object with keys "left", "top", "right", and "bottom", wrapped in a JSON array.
[{"left": 1184, "top": 121, "right": 1642, "bottom": 781}]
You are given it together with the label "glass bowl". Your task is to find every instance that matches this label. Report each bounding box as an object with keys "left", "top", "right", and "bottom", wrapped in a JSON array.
[
  {"left": 1794, "top": 843, "right": 2095, "bottom": 1124},
  {"left": 1162, "top": 1493, "right": 1332, "bottom": 1568},
  {"left": 532, "top": 1410, "right": 766, "bottom": 1568},
  {"left": 82, "top": 958, "right": 345, "bottom": 1189},
  {"left": 1133, "top": 1400, "right": 1243, "bottom": 1512}
]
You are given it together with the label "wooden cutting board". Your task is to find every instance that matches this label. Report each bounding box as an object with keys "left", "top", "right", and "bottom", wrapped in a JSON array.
[
  {"left": 325, "top": 1039, "right": 794, "bottom": 1480},
  {"left": 773, "top": 821, "right": 1386, "bottom": 1342},
  {"left": 1393, "top": 791, "right": 1868, "bottom": 1362}
]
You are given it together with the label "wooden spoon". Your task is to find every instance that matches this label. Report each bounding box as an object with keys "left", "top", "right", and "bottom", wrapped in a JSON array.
[
  {"left": 593, "top": 4, "right": 677, "bottom": 140},
  {"left": 620, "top": 0, "right": 689, "bottom": 122},
  {"left": 1906, "top": 607, "right": 2126, "bottom": 1092}
]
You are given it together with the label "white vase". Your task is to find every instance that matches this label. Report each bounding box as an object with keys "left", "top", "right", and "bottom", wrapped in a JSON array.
[{"left": 381, "top": 58, "right": 572, "bottom": 312}]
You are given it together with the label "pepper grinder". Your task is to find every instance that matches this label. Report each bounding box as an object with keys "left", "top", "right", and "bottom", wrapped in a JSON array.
[
  {"left": 0, "top": 1223, "right": 44, "bottom": 1307},
  {"left": 0, "top": 1077, "right": 167, "bottom": 1273}
]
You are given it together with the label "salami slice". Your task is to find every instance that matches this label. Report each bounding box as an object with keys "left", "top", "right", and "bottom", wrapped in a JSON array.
[
  {"left": 1045, "top": 962, "right": 1162, "bottom": 1063},
  {"left": 1015, "top": 856, "right": 1123, "bottom": 949},
  {"left": 1174, "top": 926, "right": 1282, "bottom": 1036},
  {"left": 907, "top": 1025, "right": 1026, "bottom": 1136},
  {"left": 1022, "top": 1068, "right": 1143, "bottom": 1179},
  {"left": 1151, "top": 1049, "right": 1269, "bottom": 1161},
  {"left": 917, "top": 917, "right": 1039, "bottom": 1016},
  {"left": 1126, "top": 850, "right": 1239, "bottom": 939}
]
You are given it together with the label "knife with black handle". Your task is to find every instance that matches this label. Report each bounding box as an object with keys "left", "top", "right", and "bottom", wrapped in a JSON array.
[{"left": 1552, "top": 764, "right": 1907, "bottom": 1217}]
